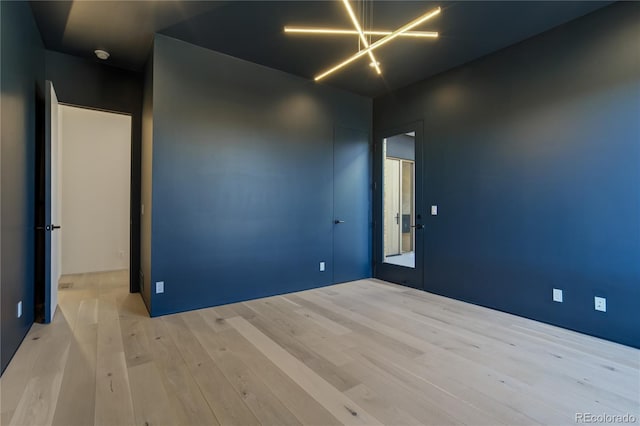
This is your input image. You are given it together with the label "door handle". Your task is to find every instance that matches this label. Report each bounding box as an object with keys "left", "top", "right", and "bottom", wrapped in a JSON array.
[
  {"left": 410, "top": 224, "right": 424, "bottom": 230},
  {"left": 51, "top": 225, "right": 61, "bottom": 230},
  {"left": 334, "top": 220, "right": 345, "bottom": 224}
]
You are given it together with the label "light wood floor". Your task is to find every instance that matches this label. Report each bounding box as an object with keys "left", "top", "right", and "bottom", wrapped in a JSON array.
[{"left": 1, "top": 270, "right": 638, "bottom": 426}]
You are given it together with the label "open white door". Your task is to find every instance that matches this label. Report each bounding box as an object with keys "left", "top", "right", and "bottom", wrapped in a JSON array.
[{"left": 44, "top": 80, "right": 61, "bottom": 323}]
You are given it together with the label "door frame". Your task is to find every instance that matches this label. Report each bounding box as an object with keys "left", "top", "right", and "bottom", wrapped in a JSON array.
[
  {"left": 373, "top": 120, "right": 425, "bottom": 290},
  {"left": 35, "top": 81, "right": 64, "bottom": 323},
  {"left": 40, "top": 81, "right": 61, "bottom": 323},
  {"left": 35, "top": 97, "right": 136, "bottom": 322}
]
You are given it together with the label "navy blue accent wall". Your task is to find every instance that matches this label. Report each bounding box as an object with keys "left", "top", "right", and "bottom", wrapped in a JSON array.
[
  {"left": 1, "top": 1, "right": 44, "bottom": 373},
  {"left": 149, "top": 35, "right": 371, "bottom": 316},
  {"left": 44, "top": 50, "right": 143, "bottom": 293},
  {"left": 374, "top": 3, "right": 640, "bottom": 347}
]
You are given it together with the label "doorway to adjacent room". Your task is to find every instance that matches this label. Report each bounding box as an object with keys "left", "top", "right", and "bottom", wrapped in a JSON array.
[
  {"left": 35, "top": 82, "right": 132, "bottom": 323},
  {"left": 374, "top": 123, "right": 425, "bottom": 289}
]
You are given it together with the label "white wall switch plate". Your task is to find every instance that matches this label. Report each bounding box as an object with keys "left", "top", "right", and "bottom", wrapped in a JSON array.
[
  {"left": 319, "top": 262, "right": 325, "bottom": 272},
  {"left": 594, "top": 296, "right": 606, "bottom": 312},
  {"left": 553, "top": 288, "right": 563, "bottom": 303},
  {"left": 431, "top": 205, "right": 438, "bottom": 216},
  {"left": 17, "top": 301, "right": 22, "bottom": 318},
  {"left": 156, "top": 281, "right": 164, "bottom": 294}
]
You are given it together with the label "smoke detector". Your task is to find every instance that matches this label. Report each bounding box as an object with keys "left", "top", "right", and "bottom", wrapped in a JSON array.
[{"left": 94, "top": 49, "right": 110, "bottom": 60}]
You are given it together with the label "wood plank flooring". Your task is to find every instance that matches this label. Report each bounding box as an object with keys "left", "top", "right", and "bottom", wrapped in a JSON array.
[{"left": 1, "top": 270, "right": 638, "bottom": 425}]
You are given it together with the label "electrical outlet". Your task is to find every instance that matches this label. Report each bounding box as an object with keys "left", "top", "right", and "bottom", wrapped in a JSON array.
[
  {"left": 156, "top": 281, "right": 164, "bottom": 294},
  {"left": 594, "top": 296, "right": 606, "bottom": 312},
  {"left": 553, "top": 288, "right": 563, "bottom": 303},
  {"left": 319, "top": 262, "right": 325, "bottom": 272},
  {"left": 17, "top": 301, "right": 22, "bottom": 318}
]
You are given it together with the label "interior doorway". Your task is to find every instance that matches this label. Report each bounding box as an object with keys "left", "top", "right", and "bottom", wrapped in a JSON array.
[
  {"left": 374, "top": 123, "right": 425, "bottom": 290},
  {"left": 383, "top": 133, "right": 416, "bottom": 268},
  {"left": 35, "top": 97, "right": 132, "bottom": 323},
  {"left": 59, "top": 105, "right": 131, "bottom": 276}
]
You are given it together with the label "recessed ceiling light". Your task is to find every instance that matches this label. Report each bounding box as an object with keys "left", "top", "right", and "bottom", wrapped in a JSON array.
[{"left": 94, "top": 49, "right": 110, "bottom": 60}]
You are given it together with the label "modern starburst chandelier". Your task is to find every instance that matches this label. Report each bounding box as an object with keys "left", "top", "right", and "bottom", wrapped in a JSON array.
[{"left": 284, "top": 0, "right": 441, "bottom": 81}]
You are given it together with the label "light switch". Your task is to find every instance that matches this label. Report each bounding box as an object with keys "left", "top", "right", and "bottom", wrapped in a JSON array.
[
  {"left": 431, "top": 205, "right": 438, "bottom": 216},
  {"left": 320, "top": 262, "right": 325, "bottom": 272},
  {"left": 156, "top": 281, "right": 164, "bottom": 294}
]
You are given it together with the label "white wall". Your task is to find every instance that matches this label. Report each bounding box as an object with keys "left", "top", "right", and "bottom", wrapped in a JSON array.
[{"left": 60, "top": 105, "right": 131, "bottom": 274}]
